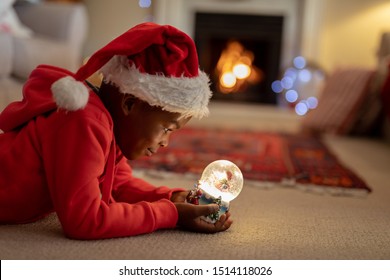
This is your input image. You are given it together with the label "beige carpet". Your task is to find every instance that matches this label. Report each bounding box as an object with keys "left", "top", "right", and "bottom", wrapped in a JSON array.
[{"left": 1, "top": 102, "right": 390, "bottom": 260}]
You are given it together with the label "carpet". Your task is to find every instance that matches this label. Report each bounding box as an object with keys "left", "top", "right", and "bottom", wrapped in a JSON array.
[{"left": 131, "top": 128, "right": 371, "bottom": 195}]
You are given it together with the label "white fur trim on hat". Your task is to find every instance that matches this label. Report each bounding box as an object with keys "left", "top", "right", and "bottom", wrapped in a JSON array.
[
  {"left": 51, "top": 76, "right": 89, "bottom": 111},
  {"left": 100, "top": 56, "right": 212, "bottom": 119}
]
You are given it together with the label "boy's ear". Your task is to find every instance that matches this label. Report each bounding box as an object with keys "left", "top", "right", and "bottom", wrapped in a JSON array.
[{"left": 121, "top": 95, "right": 137, "bottom": 115}]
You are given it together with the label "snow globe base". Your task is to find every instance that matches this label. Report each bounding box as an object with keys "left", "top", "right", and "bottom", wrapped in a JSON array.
[
  {"left": 186, "top": 186, "right": 229, "bottom": 224},
  {"left": 199, "top": 191, "right": 229, "bottom": 223}
]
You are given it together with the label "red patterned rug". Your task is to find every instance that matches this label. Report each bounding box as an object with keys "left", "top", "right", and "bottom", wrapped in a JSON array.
[{"left": 131, "top": 127, "right": 371, "bottom": 195}]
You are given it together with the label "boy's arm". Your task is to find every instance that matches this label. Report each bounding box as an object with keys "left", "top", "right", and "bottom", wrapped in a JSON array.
[{"left": 111, "top": 155, "right": 186, "bottom": 204}]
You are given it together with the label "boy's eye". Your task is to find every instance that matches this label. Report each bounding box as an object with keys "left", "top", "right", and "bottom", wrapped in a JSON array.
[{"left": 163, "top": 127, "right": 172, "bottom": 134}]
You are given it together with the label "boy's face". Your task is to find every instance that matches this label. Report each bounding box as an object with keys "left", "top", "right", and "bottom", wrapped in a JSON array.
[{"left": 114, "top": 97, "right": 191, "bottom": 160}]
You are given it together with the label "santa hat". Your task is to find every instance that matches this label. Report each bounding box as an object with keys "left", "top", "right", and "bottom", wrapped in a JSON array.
[{"left": 51, "top": 22, "right": 212, "bottom": 119}]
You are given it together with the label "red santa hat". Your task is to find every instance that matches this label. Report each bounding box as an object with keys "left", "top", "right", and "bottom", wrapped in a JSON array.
[{"left": 51, "top": 22, "right": 212, "bottom": 119}]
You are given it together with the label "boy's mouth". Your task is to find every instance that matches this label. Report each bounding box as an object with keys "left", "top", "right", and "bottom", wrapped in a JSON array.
[{"left": 146, "top": 148, "right": 155, "bottom": 156}]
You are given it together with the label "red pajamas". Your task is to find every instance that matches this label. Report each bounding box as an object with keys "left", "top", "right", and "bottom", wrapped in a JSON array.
[{"left": 0, "top": 65, "right": 183, "bottom": 239}]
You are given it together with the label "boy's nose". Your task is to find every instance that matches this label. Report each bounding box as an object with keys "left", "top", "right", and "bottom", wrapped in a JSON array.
[
  {"left": 159, "top": 141, "right": 167, "bottom": 147},
  {"left": 159, "top": 137, "right": 169, "bottom": 148}
]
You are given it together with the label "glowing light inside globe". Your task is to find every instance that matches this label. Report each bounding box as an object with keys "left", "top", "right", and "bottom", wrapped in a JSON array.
[{"left": 199, "top": 160, "right": 244, "bottom": 203}]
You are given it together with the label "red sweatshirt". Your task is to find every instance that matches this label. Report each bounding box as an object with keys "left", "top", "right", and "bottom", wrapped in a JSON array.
[{"left": 0, "top": 65, "right": 183, "bottom": 239}]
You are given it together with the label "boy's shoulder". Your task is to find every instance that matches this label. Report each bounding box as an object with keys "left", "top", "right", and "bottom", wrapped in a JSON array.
[{"left": 67, "top": 92, "right": 113, "bottom": 130}]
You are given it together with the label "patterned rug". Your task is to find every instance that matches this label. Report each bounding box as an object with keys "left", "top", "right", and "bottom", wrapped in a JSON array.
[{"left": 131, "top": 127, "right": 371, "bottom": 195}]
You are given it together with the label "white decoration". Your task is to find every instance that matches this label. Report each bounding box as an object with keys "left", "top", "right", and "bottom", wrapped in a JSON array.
[
  {"left": 51, "top": 76, "right": 89, "bottom": 111},
  {"left": 100, "top": 55, "right": 212, "bottom": 119}
]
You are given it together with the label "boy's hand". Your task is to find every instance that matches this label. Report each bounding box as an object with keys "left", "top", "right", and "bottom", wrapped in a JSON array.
[
  {"left": 174, "top": 202, "right": 233, "bottom": 233},
  {"left": 170, "top": 191, "right": 190, "bottom": 203}
]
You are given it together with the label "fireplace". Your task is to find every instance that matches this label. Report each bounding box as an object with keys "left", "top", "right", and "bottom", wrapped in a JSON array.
[{"left": 194, "top": 12, "right": 284, "bottom": 105}]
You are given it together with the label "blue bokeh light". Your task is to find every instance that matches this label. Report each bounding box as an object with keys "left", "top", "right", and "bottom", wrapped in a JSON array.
[
  {"left": 306, "top": 96, "right": 319, "bottom": 109},
  {"left": 281, "top": 76, "right": 294, "bottom": 89},
  {"left": 285, "top": 90, "right": 298, "bottom": 103},
  {"left": 284, "top": 67, "right": 298, "bottom": 80},
  {"left": 298, "top": 69, "right": 312, "bottom": 82},
  {"left": 139, "top": 0, "right": 152, "bottom": 8},
  {"left": 271, "top": 80, "right": 284, "bottom": 93},
  {"left": 293, "top": 56, "right": 306, "bottom": 69},
  {"left": 271, "top": 55, "right": 324, "bottom": 115},
  {"left": 295, "top": 101, "right": 308, "bottom": 116}
]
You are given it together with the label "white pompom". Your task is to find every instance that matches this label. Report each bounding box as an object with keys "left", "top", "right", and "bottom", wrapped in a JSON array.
[{"left": 51, "top": 76, "right": 89, "bottom": 111}]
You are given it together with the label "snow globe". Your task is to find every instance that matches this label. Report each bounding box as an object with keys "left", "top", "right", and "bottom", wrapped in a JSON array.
[{"left": 186, "top": 160, "right": 244, "bottom": 223}]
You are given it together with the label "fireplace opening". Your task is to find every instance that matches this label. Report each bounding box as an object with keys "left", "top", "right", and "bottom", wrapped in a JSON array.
[{"left": 194, "top": 12, "right": 284, "bottom": 105}]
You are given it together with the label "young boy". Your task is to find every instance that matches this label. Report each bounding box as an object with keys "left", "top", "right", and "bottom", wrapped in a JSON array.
[{"left": 0, "top": 22, "right": 232, "bottom": 239}]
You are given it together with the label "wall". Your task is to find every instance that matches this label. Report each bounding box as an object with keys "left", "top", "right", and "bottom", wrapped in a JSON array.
[
  {"left": 82, "top": 0, "right": 152, "bottom": 57},
  {"left": 81, "top": 0, "right": 390, "bottom": 72},
  {"left": 318, "top": 0, "right": 390, "bottom": 72}
]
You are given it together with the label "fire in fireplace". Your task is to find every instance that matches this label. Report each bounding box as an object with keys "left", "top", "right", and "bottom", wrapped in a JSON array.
[
  {"left": 215, "top": 40, "right": 263, "bottom": 94},
  {"left": 194, "top": 12, "right": 284, "bottom": 105}
]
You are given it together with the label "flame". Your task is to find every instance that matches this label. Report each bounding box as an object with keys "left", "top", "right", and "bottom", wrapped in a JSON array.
[
  {"left": 215, "top": 41, "right": 263, "bottom": 94},
  {"left": 220, "top": 72, "right": 236, "bottom": 88}
]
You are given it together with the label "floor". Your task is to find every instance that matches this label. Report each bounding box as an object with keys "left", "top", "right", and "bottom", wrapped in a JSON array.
[{"left": 190, "top": 100, "right": 301, "bottom": 132}]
